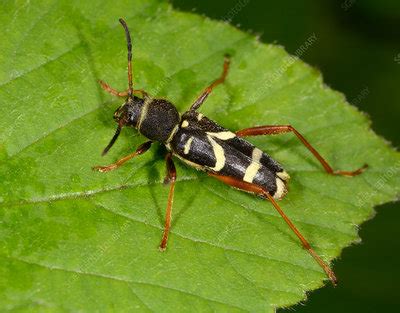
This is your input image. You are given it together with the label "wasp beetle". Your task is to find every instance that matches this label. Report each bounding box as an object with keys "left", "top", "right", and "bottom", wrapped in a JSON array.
[{"left": 93, "top": 18, "right": 368, "bottom": 285}]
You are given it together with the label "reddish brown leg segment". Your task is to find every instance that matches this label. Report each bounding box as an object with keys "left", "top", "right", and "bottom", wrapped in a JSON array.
[
  {"left": 99, "top": 80, "right": 129, "bottom": 97},
  {"left": 209, "top": 172, "right": 337, "bottom": 285},
  {"left": 92, "top": 141, "right": 152, "bottom": 172},
  {"left": 160, "top": 153, "right": 177, "bottom": 251},
  {"left": 99, "top": 80, "right": 149, "bottom": 98},
  {"left": 190, "top": 55, "right": 231, "bottom": 111},
  {"left": 236, "top": 125, "right": 367, "bottom": 176}
]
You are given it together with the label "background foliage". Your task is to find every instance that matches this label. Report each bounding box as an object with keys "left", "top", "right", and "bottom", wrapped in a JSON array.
[{"left": 1, "top": 0, "right": 399, "bottom": 311}]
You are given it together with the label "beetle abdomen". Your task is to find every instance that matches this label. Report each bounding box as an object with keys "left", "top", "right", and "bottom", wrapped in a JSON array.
[{"left": 169, "top": 112, "right": 290, "bottom": 199}]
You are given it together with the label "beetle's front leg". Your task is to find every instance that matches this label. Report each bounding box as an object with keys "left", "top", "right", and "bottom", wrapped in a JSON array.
[
  {"left": 159, "top": 152, "right": 177, "bottom": 251},
  {"left": 99, "top": 80, "right": 149, "bottom": 98},
  {"left": 92, "top": 141, "right": 152, "bottom": 173}
]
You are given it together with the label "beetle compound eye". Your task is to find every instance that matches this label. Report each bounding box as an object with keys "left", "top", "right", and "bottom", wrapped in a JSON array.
[
  {"left": 113, "top": 109, "right": 121, "bottom": 121},
  {"left": 113, "top": 105, "right": 127, "bottom": 122}
]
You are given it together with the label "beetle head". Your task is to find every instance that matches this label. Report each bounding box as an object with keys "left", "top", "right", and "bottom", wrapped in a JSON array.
[{"left": 102, "top": 96, "right": 144, "bottom": 156}]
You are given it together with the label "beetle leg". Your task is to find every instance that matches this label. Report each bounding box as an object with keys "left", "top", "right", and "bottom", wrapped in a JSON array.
[
  {"left": 92, "top": 141, "right": 152, "bottom": 172},
  {"left": 208, "top": 172, "right": 337, "bottom": 285},
  {"left": 133, "top": 89, "right": 149, "bottom": 98},
  {"left": 99, "top": 80, "right": 129, "bottom": 97},
  {"left": 236, "top": 125, "right": 367, "bottom": 176},
  {"left": 190, "top": 54, "right": 231, "bottom": 111},
  {"left": 160, "top": 152, "right": 177, "bottom": 251},
  {"left": 98, "top": 80, "right": 148, "bottom": 98}
]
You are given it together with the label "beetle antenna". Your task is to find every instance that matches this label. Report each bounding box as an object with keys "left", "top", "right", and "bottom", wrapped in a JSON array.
[
  {"left": 119, "top": 18, "right": 133, "bottom": 96},
  {"left": 102, "top": 126, "right": 121, "bottom": 156}
]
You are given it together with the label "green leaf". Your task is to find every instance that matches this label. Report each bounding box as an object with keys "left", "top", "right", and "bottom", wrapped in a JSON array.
[{"left": 1, "top": 0, "right": 399, "bottom": 311}]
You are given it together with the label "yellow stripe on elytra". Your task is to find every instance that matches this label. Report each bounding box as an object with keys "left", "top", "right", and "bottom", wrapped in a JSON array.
[
  {"left": 243, "top": 148, "right": 263, "bottom": 183},
  {"left": 183, "top": 137, "right": 194, "bottom": 154},
  {"left": 206, "top": 131, "right": 236, "bottom": 140},
  {"left": 274, "top": 177, "right": 288, "bottom": 200},
  {"left": 207, "top": 135, "right": 225, "bottom": 171},
  {"left": 277, "top": 171, "right": 290, "bottom": 181}
]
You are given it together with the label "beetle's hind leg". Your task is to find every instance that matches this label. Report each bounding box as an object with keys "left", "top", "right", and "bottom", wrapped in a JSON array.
[
  {"left": 208, "top": 172, "right": 337, "bottom": 285},
  {"left": 236, "top": 125, "right": 367, "bottom": 177},
  {"left": 159, "top": 152, "right": 177, "bottom": 251},
  {"left": 190, "top": 54, "right": 231, "bottom": 111}
]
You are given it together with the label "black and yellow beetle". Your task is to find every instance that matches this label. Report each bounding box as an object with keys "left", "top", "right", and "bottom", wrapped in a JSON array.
[{"left": 93, "top": 18, "right": 367, "bottom": 285}]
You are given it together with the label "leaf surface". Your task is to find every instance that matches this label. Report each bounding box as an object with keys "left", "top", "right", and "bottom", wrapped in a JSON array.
[{"left": 1, "top": 0, "right": 399, "bottom": 311}]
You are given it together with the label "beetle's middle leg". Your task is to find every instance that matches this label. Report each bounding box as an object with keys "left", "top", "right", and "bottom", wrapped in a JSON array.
[
  {"left": 190, "top": 54, "right": 231, "bottom": 111},
  {"left": 236, "top": 125, "right": 368, "bottom": 176},
  {"left": 159, "top": 152, "right": 177, "bottom": 251},
  {"left": 92, "top": 141, "right": 152, "bottom": 172}
]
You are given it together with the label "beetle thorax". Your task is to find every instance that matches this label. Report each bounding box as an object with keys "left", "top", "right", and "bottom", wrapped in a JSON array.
[{"left": 136, "top": 98, "right": 180, "bottom": 143}]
